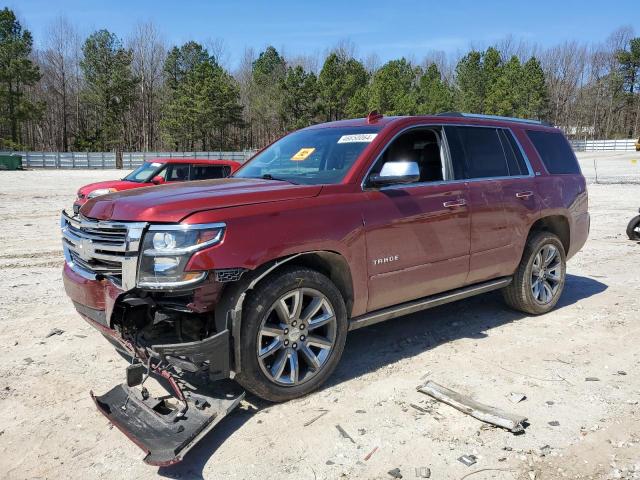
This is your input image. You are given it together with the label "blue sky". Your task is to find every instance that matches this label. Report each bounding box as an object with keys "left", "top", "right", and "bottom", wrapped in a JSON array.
[{"left": 6, "top": 0, "right": 637, "bottom": 68}]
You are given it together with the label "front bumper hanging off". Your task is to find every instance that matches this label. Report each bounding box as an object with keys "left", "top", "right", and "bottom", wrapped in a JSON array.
[{"left": 92, "top": 361, "right": 244, "bottom": 466}]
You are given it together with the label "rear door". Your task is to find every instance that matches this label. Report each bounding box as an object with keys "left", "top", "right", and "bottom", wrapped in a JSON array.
[
  {"left": 497, "top": 129, "right": 539, "bottom": 270},
  {"left": 362, "top": 126, "right": 471, "bottom": 311},
  {"left": 445, "top": 125, "right": 530, "bottom": 284}
]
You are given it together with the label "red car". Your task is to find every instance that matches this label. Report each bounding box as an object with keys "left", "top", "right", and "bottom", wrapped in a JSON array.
[
  {"left": 61, "top": 112, "right": 589, "bottom": 465},
  {"left": 73, "top": 158, "right": 241, "bottom": 213}
]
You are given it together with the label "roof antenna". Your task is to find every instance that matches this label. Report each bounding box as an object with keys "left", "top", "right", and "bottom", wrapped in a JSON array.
[{"left": 366, "top": 110, "right": 383, "bottom": 124}]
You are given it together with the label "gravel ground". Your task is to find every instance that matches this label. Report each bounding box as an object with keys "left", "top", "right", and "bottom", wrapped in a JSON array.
[{"left": 0, "top": 155, "right": 639, "bottom": 480}]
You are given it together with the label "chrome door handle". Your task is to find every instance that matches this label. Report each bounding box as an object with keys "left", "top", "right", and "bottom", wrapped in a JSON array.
[
  {"left": 515, "top": 191, "right": 534, "bottom": 199},
  {"left": 443, "top": 199, "right": 466, "bottom": 208}
]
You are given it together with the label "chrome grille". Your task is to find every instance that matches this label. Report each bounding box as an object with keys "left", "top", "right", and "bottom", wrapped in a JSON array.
[{"left": 61, "top": 211, "right": 146, "bottom": 290}]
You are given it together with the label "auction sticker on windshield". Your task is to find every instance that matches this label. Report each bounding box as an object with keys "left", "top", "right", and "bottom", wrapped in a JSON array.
[
  {"left": 337, "top": 133, "right": 378, "bottom": 144},
  {"left": 291, "top": 148, "right": 315, "bottom": 161}
]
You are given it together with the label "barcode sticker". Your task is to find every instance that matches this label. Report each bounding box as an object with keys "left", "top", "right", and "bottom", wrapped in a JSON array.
[{"left": 337, "top": 133, "right": 378, "bottom": 144}]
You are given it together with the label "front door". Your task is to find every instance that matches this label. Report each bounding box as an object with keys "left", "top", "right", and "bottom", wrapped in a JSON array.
[{"left": 362, "top": 127, "right": 471, "bottom": 312}]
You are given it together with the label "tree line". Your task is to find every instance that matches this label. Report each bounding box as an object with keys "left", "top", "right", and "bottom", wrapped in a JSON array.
[{"left": 1, "top": 7, "right": 639, "bottom": 153}]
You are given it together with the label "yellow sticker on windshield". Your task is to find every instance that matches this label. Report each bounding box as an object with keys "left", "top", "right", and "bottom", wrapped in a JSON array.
[{"left": 291, "top": 147, "right": 315, "bottom": 161}]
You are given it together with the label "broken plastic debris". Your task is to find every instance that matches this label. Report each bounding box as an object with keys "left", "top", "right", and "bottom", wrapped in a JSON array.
[
  {"left": 417, "top": 380, "right": 528, "bottom": 433},
  {"left": 508, "top": 392, "right": 527, "bottom": 403},
  {"left": 388, "top": 467, "right": 403, "bottom": 478},
  {"left": 45, "top": 328, "right": 64, "bottom": 338},
  {"left": 458, "top": 454, "right": 477, "bottom": 466}
]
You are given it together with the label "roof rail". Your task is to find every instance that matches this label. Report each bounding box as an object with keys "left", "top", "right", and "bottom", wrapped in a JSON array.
[{"left": 435, "top": 112, "right": 552, "bottom": 127}]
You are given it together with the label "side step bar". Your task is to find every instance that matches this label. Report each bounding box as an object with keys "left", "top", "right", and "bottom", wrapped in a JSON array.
[{"left": 348, "top": 277, "right": 512, "bottom": 331}]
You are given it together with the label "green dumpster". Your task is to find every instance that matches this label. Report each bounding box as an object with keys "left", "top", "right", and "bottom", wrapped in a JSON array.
[{"left": 0, "top": 154, "right": 22, "bottom": 170}]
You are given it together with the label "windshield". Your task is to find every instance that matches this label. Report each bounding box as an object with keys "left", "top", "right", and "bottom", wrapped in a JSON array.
[
  {"left": 234, "top": 127, "right": 381, "bottom": 185},
  {"left": 123, "top": 162, "right": 163, "bottom": 182}
]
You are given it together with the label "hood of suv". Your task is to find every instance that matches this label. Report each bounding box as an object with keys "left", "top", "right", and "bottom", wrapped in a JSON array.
[
  {"left": 78, "top": 180, "right": 144, "bottom": 197},
  {"left": 80, "top": 178, "right": 322, "bottom": 222}
]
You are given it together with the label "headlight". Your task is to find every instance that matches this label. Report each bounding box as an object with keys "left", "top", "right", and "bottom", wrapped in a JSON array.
[
  {"left": 137, "top": 223, "right": 225, "bottom": 289},
  {"left": 87, "top": 188, "right": 117, "bottom": 199}
]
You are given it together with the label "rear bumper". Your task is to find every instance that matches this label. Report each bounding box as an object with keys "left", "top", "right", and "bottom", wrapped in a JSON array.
[{"left": 568, "top": 211, "right": 590, "bottom": 260}]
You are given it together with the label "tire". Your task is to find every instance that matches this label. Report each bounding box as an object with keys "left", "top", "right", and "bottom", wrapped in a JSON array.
[
  {"left": 235, "top": 266, "right": 348, "bottom": 402},
  {"left": 626, "top": 215, "right": 640, "bottom": 241},
  {"left": 502, "top": 231, "right": 567, "bottom": 315}
]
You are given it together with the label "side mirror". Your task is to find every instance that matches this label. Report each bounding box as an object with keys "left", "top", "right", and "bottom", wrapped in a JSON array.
[
  {"left": 151, "top": 176, "right": 165, "bottom": 185},
  {"left": 369, "top": 161, "right": 420, "bottom": 186}
]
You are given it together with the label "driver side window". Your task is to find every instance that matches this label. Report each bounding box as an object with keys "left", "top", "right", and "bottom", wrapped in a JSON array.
[{"left": 368, "top": 128, "right": 447, "bottom": 186}]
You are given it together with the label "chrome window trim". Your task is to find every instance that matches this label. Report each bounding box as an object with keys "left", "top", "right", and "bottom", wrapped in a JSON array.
[{"left": 360, "top": 122, "right": 535, "bottom": 191}]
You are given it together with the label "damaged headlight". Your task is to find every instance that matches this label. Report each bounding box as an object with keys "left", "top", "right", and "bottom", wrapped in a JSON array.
[{"left": 137, "top": 223, "right": 225, "bottom": 289}]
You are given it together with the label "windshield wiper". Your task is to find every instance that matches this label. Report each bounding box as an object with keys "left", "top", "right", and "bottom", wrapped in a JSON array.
[{"left": 260, "top": 174, "right": 298, "bottom": 184}]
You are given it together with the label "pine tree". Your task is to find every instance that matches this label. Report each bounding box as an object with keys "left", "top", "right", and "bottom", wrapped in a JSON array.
[
  {"left": 416, "top": 63, "right": 454, "bottom": 114},
  {"left": 455, "top": 50, "right": 484, "bottom": 112},
  {"left": 318, "top": 52, "right": 368, "bottom": 121},
  {"left": 279, "top": 65, "right": 318, "bottom": 130},
  {"left": 521, "top": 56, "right": 549, "bottom": 120},
  {"left": 0, "top": 8, "right": 42, "bottom": 148},
  {"left": 79, "top": 30, "right": 138, "bottom": 151},
  {"left": 368, "top": 58, "right": 419, "bottom": 115},
  {"left": 616, "top": 38, "right": 640, "bottom": 137},
  {"left": 162, "top": 43, "right": 242, "bottom": 150},
  {"left": 482, "top": 47, "right": 505, "bottom": 114}
]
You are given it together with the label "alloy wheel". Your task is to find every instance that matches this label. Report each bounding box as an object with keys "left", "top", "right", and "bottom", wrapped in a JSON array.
[
  {"left": 257, "top": 288, "right": 337, "bottom": 386},
  {"left": 531, "top": 244, "right": 563, "bottom": 304}
]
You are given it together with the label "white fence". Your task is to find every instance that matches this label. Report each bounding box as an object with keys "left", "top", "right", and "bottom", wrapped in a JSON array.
[
  {"left": 5, "top": 151, "right": 255, "bottom": 169},
  {"left": 570, "top": 139, "right": 637, "bottom": 152}
]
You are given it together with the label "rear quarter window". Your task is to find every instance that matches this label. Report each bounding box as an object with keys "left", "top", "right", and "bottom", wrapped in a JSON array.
[{"left": 526, "top": 130, "right": 581, "bottom": 174}]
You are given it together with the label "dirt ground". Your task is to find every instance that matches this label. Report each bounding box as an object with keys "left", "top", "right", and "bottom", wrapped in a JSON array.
[{"left": 0, "top": 157, "right": 639, "bottom": 480}]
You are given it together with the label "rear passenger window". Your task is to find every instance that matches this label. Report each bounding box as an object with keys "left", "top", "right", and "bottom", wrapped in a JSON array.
[
  {"left": 190, "top": 165, "right": 230, "bottom": 180},
  {"left": 498, "top": 130, "right": 529, "bottom": 176},
  {"left": 526, "top": 130, "right": 580, "bottom": 174},
  {"left": 456, "top": 127, "right": 509, "bottom": 178}
]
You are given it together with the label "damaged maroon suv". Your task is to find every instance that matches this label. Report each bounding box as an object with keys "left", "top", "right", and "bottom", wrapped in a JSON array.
[{"left": 61, "top": 112, "right": 589, "bottom": 465}]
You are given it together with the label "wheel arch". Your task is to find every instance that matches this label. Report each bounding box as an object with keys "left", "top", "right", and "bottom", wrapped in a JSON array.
[
  {"left": 528, "top": 215, "right": 570, "bottom": 254},
  {"left": 215, "top": 250, "right": 354, "bottom": 374}
]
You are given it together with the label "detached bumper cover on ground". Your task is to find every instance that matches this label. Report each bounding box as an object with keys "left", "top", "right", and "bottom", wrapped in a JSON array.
[{"left": 92, "top": 379, "right": 244, "bottom": 466}]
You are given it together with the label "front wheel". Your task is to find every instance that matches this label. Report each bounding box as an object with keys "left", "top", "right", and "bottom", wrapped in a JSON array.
[
  {"left": 236, "top": 267, "right": 348, "bottom": 402},
  {"left": 626, "top": 215, "right": 640, "bottom": 240},
  {"left": 502, "top": 231, "right": 567, "bottom": 315}
]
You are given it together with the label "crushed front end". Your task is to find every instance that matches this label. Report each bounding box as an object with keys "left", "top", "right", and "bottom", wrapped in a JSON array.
[{"left": 60, "top": 210, "right": 244, "bottom": 465}]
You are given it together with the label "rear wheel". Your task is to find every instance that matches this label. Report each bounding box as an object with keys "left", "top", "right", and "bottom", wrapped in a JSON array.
[
  {"left": 626, "top": 215, "right": 640, "bottom": 240},
  {"left": 502, "top": 231, "right": 566, "bottom": 315},
  {"left": 236, "top": 267, "right": 348, "bottom": 402}
]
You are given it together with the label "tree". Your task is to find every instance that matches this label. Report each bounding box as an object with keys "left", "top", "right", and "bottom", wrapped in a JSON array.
[
  {"left": 482, "top": 47, "right": 505, "bottom": 114},
  {"left": 416, "top": 63, "right": 454, "bottom": 114},
  {"left": 279, "top": 65, "right": 318, "bottom": 130},
  {"left": 39, "top": 17, "right": 81, "bottom": 151},
  {"left": 455, "top": 50, "right": 484, "bottom": 113},
  {"left": 318, "top": 52, "right": 368, "bottom": 121},
  {"left": 162, "top": 45, "right": 242, "bottom": 150},
  {"left": 616, "top": 37, "right": 640, "bottom": 137},
  {"left": 129, "top": 21, "right": 166, "bottom": 150},
  {"left": 80, "top": 30, "right": 138, "bottom": 151},
  {"left": 248, "top": 46, "right": 287, "bottom": 141},
  {"left": 164, "top": 41, "right": 212, "bottom": 91},
  {"left": 368, "top": 58, "right": 419, "bottom": 115},
  {"left": 521, "top": 56, "right": 549, "bottom": 120},
  {"left": 0, "top": 8, "right": 42, "bottom": 148}
]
